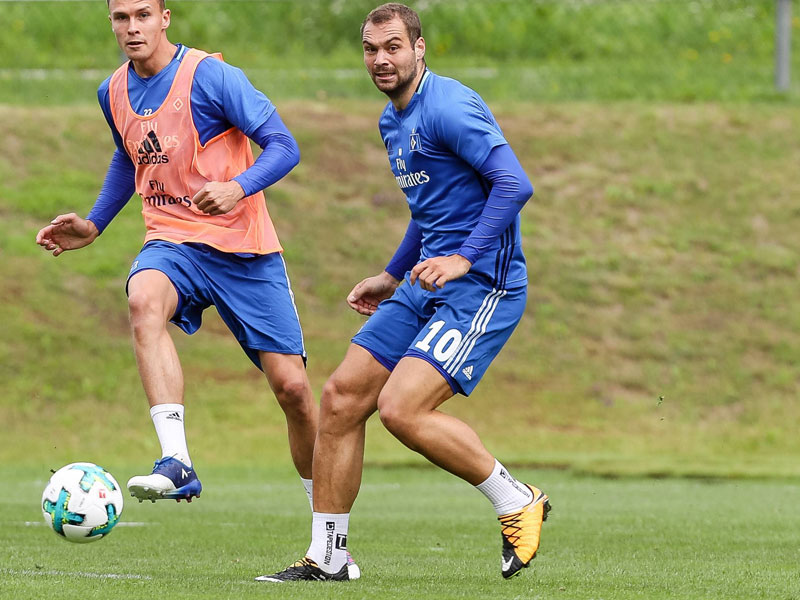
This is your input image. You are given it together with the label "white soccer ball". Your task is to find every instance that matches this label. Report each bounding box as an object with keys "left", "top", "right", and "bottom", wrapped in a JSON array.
[{"left": 41, "top": 462, "right": 124, "bottom": 543}]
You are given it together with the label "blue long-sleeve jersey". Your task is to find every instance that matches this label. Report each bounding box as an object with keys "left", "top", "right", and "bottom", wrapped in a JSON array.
[{"left": 381, "top": 70, "right": 533, "bottom": 289}]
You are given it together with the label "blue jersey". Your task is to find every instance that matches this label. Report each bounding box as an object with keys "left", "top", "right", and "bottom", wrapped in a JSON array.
[{"left": 379, "top": 70, "right": 527, "bottom": 289}]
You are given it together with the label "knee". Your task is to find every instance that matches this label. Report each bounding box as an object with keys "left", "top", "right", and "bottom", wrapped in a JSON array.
[
  {"left": 271, "top": 373, "right": 313, "bottom": 414},
  {"left": 319, "top": 376, "right": 370, "bottom": 430},
  {"left": 127, "top": 291, "right": 167, "bottom": 336},
  {"left": 377, "top": 392, "right": 414, "bottom": 442}
]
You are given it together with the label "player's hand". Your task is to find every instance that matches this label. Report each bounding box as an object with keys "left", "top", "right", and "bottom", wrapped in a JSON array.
[
  {"left": 192, "top": 181, "right": 245, "bottom": 215},
  {"left": 35, "top": 213, "right": 99, "bottom": 257},
  {"left": 346, "top": 271, "right": 401, "bottom": 316},
  {"left": 410, "top": 254, "right": 472, "bottom": 292}
]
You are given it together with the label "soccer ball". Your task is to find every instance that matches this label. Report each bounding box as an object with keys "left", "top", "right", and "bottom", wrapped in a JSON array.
[{"left": 41, "top": 462, "right": 124, "bottom": 543}]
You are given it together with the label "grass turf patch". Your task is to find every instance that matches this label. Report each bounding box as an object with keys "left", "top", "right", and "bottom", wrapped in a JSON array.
[{"left": 3, "top": 465, "right": 799, "bottom": 599}]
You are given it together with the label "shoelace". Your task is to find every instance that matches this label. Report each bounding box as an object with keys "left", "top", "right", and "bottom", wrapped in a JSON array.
[
  {"left": 152, "top": 457, "right": 170, "bottom": 469},
  {"left": 499, "top": 511, "right": 525, "bottom": 548},
  {"left": 293, "top": 558, "right": 316, "bottom": 569},
  {"left": 277, "top": 558, "right": 328, "bottom": 581},
  {"left": 153, "top": 456, "right": 188, "bottom": 472}
]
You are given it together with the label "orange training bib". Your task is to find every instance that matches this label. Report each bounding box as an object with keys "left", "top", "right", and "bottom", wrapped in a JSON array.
[{"left": 108, "top": 49, "right": 282, "bottom": 254}]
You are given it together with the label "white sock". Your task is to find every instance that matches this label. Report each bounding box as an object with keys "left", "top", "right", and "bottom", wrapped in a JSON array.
[
  {"left": 476, "top": 459, "right": 534, "bottom": 516},
  {"left": 150, "top": 403, "right": 192, "bottom": 467},
  {"left": 301, "top": 477, "right": 314, "bottom": 511},
  {"left": 306, "top": 512, "right": 350, "bottom": 573}
]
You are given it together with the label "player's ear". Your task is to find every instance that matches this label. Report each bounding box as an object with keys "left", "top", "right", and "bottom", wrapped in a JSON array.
[{"left": 414, "top": 37, "right": 426, "bottom": 61}]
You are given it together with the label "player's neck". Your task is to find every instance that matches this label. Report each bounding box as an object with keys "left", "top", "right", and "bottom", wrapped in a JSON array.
[
  {"left": 390, "top": 65, "right": 426, "bottom": 111},
  {"left": 131, "top": 39, "right": 178, "bottom": 78}
]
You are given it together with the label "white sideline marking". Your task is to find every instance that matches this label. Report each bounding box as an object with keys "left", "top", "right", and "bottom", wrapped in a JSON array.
[
  {"left": 1, "top": 569, "right": 152, "bottom": 580},
  {"left": 23, "top": 521, "right": 147, "bottom": 527}
]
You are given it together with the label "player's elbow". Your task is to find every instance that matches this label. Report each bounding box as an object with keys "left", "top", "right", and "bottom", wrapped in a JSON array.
[
  {"left": 286, "top": 138, "right": 301, "bottom": 170},
  {"left": 518, "top": 177, "right": 533, "bottom": 205},
  {"left": 269, "top": 132, "right": 301, "bottom": 171},
  {"left": 278, "top": 131, "right": 300, "bottom": 168}
]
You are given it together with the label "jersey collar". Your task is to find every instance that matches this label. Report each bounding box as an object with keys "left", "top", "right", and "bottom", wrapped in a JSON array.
[
  {"left": 393, "top": 68, "right": 431, "bottom": 118},
  {"left": 128, "top": 43, "right": 188, "bottom": 83},
  {"left": 415, "top": 68, "right": 431, "bottom": 95}
]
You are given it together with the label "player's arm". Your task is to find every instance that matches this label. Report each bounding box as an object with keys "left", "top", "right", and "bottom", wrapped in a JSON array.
[
  {"left": 232, "top": 112, "right": 300, "bottom": 196},
  {"left": 37, "top": 83, "right": 136, "bottom": 256},
  {"left": 346, "top": 219, "right": 422, "bottom": 316},
  {"left": 455, "top": 143, "right": 533, "bottom": 264},
  {"left": 410, "top": 144, "right": 532, "bottom": 290},
  {"left": 191, "top": 60, "right": 300, "bottom": 215},
  {"left": 385, "top": 219, "right": 422, "bottom": 280},
  {"left": 193, "top": 112, "right": 300, "bottom": 214}
]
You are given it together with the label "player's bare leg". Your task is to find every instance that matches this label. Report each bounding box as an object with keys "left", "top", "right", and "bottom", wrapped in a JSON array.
[
  {"left": 127, "top": 269, "right": 182, "bottom": 409},
  {"left": 125, "top": 269, "right": 201, "bottom": 502},
  {"left": 259, "top": 351, "right": 319, "bottom": 483},
  {"left": 313, "top": 345, "right": 390, "bottom": 512},
  {"left": 256, "top": 344, "right": 388, "bottom": 582},
  {"left": 378, "top": 356, "right": 550, "bottom": 579},
  {"left": 377, "top": 356, "right": 493, "bottom": 482}
]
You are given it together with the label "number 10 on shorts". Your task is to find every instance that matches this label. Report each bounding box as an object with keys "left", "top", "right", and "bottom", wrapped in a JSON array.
[{"left": 415, "top": 320, "right": 463, "bottom": 362}]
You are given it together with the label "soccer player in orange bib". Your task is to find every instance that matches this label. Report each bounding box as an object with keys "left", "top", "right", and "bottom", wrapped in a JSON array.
[{"left": 36, "top": 0, "right": 318, "bottom": 508}]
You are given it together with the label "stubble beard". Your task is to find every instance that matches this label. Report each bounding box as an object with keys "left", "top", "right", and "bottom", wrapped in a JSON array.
[{"left": 374, "top": 62, "right": 419, "bottom": 101}]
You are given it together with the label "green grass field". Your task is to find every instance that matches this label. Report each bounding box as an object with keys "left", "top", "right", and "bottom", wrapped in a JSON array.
[
  {"left": 3, "top": 16, "right": 800, "bottom": 593},
  {"left": 2, "top": 466, "right": 799, "bottom": 600}
]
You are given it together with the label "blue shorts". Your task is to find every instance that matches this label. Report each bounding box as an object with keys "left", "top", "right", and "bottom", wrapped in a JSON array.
[
  {"left": 127, "top": 241, "right": 306, "bottom": 370},
  {"left": 352, "top": 272, "right": 527, "bottom": 395}
]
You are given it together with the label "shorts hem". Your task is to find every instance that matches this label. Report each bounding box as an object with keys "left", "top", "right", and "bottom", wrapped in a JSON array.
[
  {"left": 243, "top": 346, "right": 307, "bottom": 369},
  {"left": 352, "top": 342, "right": 395, "bottom": 373},
  {"left": 126, "top": 266, "right": 186, "bottom": 328},
  {"left": 403, "top": 349, "right": 462, "bottom": 396}
]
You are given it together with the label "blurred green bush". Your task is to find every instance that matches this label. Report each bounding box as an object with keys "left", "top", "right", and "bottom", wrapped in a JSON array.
[{"left": 0, "top": 1, "right": 796, "bottom": 103}]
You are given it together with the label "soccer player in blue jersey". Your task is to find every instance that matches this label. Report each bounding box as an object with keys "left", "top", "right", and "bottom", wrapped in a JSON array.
[
  {"left": 259, "top": 3, "right": 549, "bottom": 583},
  {"left": 36, "top": 0, "right": 319, "bottom": 509}
]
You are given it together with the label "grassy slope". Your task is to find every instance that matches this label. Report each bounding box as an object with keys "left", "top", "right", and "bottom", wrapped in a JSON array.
[
  {"left": 2, "top": 101, "right": 800, "bottom": 477},
  {"left": 2, "top": 466, "right": 799, "bottom": 600}
]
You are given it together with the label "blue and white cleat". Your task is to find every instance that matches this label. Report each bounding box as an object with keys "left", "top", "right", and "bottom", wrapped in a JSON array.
[{"left": 126, "top": 457, "right": 202, "bottom": 503}]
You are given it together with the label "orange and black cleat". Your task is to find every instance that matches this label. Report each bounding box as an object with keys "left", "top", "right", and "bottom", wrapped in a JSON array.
[{"left": 499, "top": 485, "right": 551, "bottom": 579}]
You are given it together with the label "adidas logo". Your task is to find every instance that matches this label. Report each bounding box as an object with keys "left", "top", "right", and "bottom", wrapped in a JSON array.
[
  {"left": 136, "top": 130, "right": 169, "bottom": 165},
  {"left": 462, "top": 365, "right": 474, "bottom": 380},
  {"left": 165, "top": 411, "right": 182, "bottom": 421}
]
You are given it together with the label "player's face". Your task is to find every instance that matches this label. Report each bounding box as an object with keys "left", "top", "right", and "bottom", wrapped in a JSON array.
[
  {"left": 108, "top": 0, "right": 170, "bottom": 63},
  {"left": 363, "top": 17, "right": 425, "bottom": 103}
]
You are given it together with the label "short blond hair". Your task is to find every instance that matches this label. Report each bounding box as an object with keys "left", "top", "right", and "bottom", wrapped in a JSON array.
[{"left": 107, "top": 0, "right": 166, "bottom": 10}]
